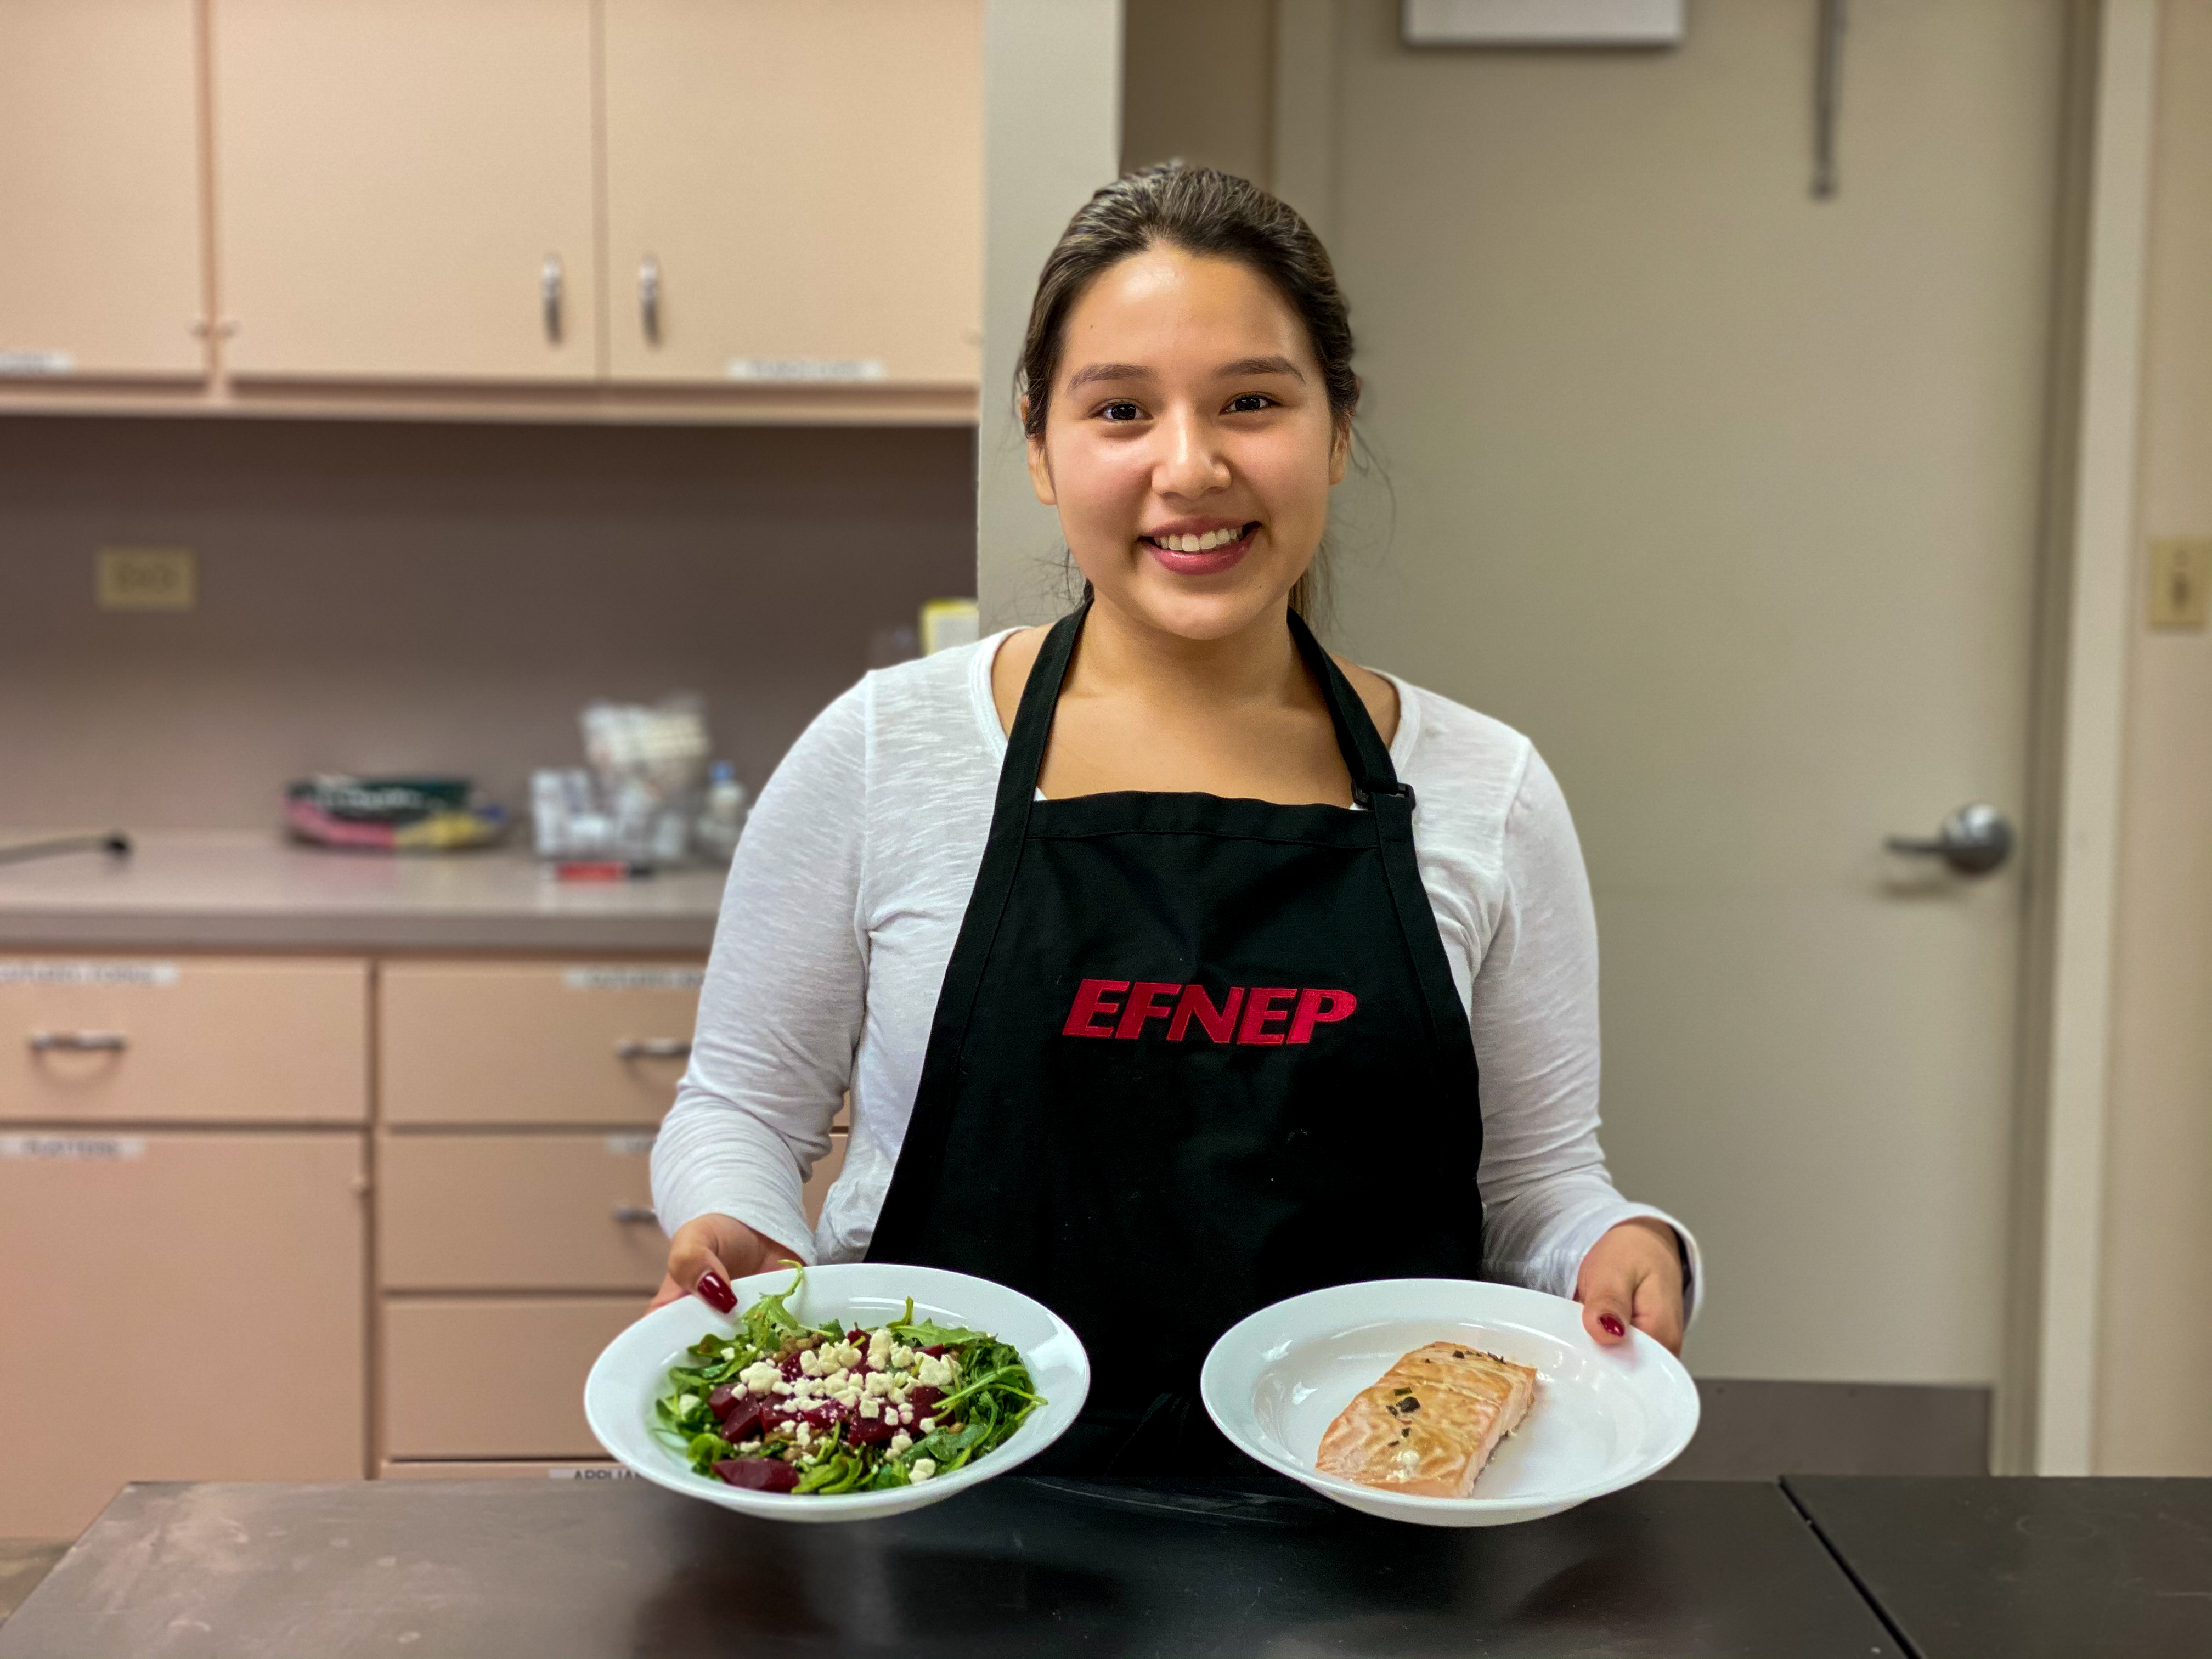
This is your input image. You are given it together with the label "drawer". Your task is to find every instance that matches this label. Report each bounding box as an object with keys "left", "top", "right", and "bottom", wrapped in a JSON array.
[
  {"left": 0, "top": 956, "right": 368, "bottom": 1124},
  {"left": 380, "top": 961, "right": 702, "bottom": 1126},
  {"left": 379, "top": 1125, "right": 848, "bottom": 1293},
  {"left": 382, "top": 1296, "right": 641, "bottom": 1460}
]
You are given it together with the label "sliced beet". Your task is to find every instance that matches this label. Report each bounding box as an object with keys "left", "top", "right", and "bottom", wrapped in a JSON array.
[
  {"left": 713, "top": 1458, "right": 799, "bottom": 1493},
  {"left": 706, "top": 1383, "right": 742, "bottom": 1420},
  {"left": 845, "top": 1413, "right": 896, "bottom": 1446},
  {"left": 778, "top": 1350, "right": 809, "bottom": 1380},
  {"left": 718, "top": 1395, "right": 766, "bottom": 1442},
  {"left": 847, "top": 1329, "right": 867, "bottom": 1344},
  {"left": 904, "top": 1384, "right": 943, "bottom": 1418}
]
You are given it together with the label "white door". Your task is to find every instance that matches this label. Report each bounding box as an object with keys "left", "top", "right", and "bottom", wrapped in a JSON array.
[{"left": 1321, "top": 0, "right": 2059, "bottom": 1389}]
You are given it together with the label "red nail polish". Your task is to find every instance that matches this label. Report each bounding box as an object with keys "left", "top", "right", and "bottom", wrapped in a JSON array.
[
  {"left": 696, "top": 1271, "right": 736, "bottom": 1313},
  {"left": 1599, "top": 1314, "right": 1626, "bottom": 1339}
]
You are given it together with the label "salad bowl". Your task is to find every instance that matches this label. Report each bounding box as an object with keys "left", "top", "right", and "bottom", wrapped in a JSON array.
[
  {"left": 585, "top": 1262, "right": 1090, "bottom": 1522},
  {"left": 1201, "top": 1278, "right": 1699, "bottom": 1527}
]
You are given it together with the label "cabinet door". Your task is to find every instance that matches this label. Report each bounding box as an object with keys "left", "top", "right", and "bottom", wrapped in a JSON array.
[
  {"left": 213, "top": 0, "right": 599, "bottom": 381},
  {"left": 383, "top": 1297, "right": 634, "bottom": 1459},
  {"left": 602, "top": 0, "right": 982, "bottom": 385},
  {"left": 0, "top": 1131, "right": 368, "bottom": 1538},
  {"left": 0, "top": 0, "right": 206, "bottom": 379}
]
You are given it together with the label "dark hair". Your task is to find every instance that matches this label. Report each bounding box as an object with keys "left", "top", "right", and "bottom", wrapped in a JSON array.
[{"left": 1017, "top": 162, "right": 1360, "bottom": 619}]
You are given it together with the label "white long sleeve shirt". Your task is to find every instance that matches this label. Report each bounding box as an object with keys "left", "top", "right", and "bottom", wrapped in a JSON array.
[{"left": 653, "top": 631, "right": 1702, "bottom": 1317}]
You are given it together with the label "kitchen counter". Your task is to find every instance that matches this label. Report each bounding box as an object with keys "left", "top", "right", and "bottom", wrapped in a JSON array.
[
  {"left": 0, "top": 1475, "right": 1899, "bottom": 1658},
  {"left": 0, "top": 831, "right": 725, "bottom": 952}
]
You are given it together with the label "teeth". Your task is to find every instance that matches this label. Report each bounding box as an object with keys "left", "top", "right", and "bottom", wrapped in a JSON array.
[{"left": 1154, "top": 525, "right": 1244, "bottom": 552}]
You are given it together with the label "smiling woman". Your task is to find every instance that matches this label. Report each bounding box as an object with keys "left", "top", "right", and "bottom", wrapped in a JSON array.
[{"left": 650, "top": 163, "right": 1700, "bottom": 1478}]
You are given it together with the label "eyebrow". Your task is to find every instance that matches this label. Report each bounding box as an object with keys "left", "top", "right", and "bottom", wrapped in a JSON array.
[{"left": 1063, "top": 354, "right": 1307, "bottom": 391}]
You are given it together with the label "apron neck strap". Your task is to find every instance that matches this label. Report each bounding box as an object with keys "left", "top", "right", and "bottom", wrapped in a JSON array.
[{"left": 998, "top": 598, "right": 1405, "bottom": 806}]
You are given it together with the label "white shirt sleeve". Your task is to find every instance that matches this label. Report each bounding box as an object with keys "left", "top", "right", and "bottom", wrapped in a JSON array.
[
  {"left": 648, "top": 680, "right": 871, "bottom": 1262},
  {"left": 1470, "top": 748, "right": 1704, "bottom": 1319}
]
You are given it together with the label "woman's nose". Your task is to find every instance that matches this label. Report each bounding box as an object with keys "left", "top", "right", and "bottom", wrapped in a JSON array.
[{"left": 1151, "top": 409, "right": 1232, "bottom": 498}]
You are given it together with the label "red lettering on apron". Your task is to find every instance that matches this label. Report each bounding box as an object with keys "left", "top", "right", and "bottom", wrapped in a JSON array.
[
  {"left": 1062, "top": 978, "right": 1131, "bottom": 1037},
  {"left": 1113, "top": 981, "right": 1183, "bottom": 1040},
  {"left": 1288, "top": 988, "right": 1358, "bottom": 1044},
  {"left": 1167, "top": 984, "right": 1244, "bottom": 1043},
  {"left": 1236, "top": 987, "right": 1298, "bottom": 1045}
]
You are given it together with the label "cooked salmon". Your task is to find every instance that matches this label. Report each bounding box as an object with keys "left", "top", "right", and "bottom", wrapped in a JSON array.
[{"left": 1315, "top": 1341, "right": 1538, "bottom": 1497}]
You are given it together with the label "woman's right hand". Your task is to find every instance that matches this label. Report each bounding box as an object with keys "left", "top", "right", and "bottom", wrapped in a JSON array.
[{"left": 650, "top": 1212, "right": 805, "bottom": 1312}]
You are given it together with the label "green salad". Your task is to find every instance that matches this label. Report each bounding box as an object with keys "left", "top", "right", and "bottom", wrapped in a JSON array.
[{"left": 655, "top": 1268, "right": 1045, "bottom": 1496}]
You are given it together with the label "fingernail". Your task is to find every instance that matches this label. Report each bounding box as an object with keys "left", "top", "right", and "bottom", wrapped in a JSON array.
[
  {"left": 696, "top": 1271, "right": 736, "bottom": 1313},
  {"left": 1599, "top": 1314, "right": 1626, "bottom": 1339}
]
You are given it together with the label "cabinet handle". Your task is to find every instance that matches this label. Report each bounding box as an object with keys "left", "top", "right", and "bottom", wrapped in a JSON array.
[
  {"left": 613, "top": 1204, "right": 658, "bottom": 1224},
  {"left": 615, "top": 1038, "right": 691, "bottom": 1060},
  {"left": 639, "top": 255, "right": 661, "bottom": 344},
  {"left": 541, "top": 254, "right": 564, "bottom": 343},
  {"left": 28, "top": 1030, "right": 128, "bottom": 1053}
]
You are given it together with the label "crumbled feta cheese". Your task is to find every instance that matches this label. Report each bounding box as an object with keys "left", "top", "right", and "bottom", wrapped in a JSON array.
[
  {"left": 899, "top": 1406, "right": 915, "bottom": 1425},
  {"left": 889, "top": 1344, "right": 914, "bottom": 1370},
  {"left": 822, "top": 1367, "right": 850, "bottom": 1391},
  {"left": 771, "top": 1380, "right": 793, "bottom": 1396},
  {"left": 738, "top": 1361, "right": 781, "bottom": 1397},
  {"left": 889, "top": 1431, "right": 912, "bottom": 1455},
  {"left": 859, "top": 1396, "right": 882, "bottom": 1420},
  {"left": 919, "top": 1417, "right": 935, "bottom": 1433},
  {"left": 907, "top": 1458, "right": 936, "bottom": 1483},
  {"left": 914, "top": 1355, "right": 954, "bottom": 1389},
  {"left": 830, "top": 1341, "right": 864, "bottom": 1371},
  {"left": 795, "top": 1421, "right": 812, "bottom": 1448},
  {"left": 867, "top": 1328, "right": 895, "bottom": 1369},
  {"left": 720, "top": 1346, "right": 737, "bottom": 1362},
  {"left": 675, "top": 1393, "right": 699, "bottom": 1415},
  {"left": 798, "top": 1348, "right": 823, "bottom": 1378},
  {"left": 864, "top": 1372, "right": 895, "bottom": 1397}
]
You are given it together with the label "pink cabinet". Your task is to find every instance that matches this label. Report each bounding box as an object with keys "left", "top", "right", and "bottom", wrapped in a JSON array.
[{"left": 0, "top": 1130, "right": 368, "bottom": 1538}]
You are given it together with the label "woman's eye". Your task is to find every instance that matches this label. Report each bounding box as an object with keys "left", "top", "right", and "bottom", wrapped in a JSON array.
[
  {"left": 1099, "top": 401, "right": 1144, "bottom": 422},
  {"left": 1226, "top": 393, "right": 1275, "bottom": 413}
]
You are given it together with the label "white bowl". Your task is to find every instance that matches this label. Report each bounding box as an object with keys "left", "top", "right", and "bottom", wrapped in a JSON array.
[
  {"left": 1200, "top": 1278, "right": 1699, "bottom": 1527},
  {"left": 584, "top": 1263, "right": 1090, "bottom": 1523}
]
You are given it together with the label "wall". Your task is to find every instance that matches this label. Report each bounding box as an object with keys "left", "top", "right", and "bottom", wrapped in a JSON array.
[
  {"left": 1119, "top": 0, "right": 1274, "bottom": 183},
  {"left": 0, "top": 417, "right": 974, "bottom": 830},
  {"left": 2096, "top": 0, "right": 2212, "bottom": 1475},
  {"left": 975, "top": 0, "right": 1122, "bottom": 629}
]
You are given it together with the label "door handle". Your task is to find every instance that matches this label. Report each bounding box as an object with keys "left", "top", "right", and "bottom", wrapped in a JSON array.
[
  {"left": 639, "top": 255, "right": 661, "bottom": 345},
  {"left": 1885, "top": 803, "right": 2015, "bottom": 876},
  {"left": 613, "top": 1204, "right": 658, "bottom": 1224},
  {"left": 28, "top": 1030, "right": 128, "bottom": 1053},
  {"left": 615, "top": 1038, "right": 691, "bottom": 1060},
  {"left": 541, "top": 254, "right": 564, "bottom": 343}
]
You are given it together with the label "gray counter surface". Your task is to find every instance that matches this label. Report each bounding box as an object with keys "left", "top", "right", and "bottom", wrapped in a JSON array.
[{"left": 0, "top": 831, "right": 724, "bottom": 953}]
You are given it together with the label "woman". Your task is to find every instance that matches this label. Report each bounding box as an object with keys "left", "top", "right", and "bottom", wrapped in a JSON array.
[{"left": 651, "top": 163, "right": 1698, "bottom": 1474}]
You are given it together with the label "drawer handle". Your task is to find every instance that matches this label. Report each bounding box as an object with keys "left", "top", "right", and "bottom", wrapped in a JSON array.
[
  {"left": 615, "top": 1038, "right": 691, "bottom": 1060},
  {"left": 613, "top": 1204, "right": 658, "bottom": 1224},
  {"left": 29, "top": 1030, "right": 128, "bottom": 1053}
]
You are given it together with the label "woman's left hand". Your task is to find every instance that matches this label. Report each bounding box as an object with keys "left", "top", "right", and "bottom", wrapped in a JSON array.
[{"left": 1574, "top": 1217, "right": 1685, "bottom": 1355}]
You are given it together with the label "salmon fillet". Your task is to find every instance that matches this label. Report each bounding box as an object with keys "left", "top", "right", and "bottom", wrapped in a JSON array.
[{"left": 1315, "top": 1341, "right": 1538, "bottom": 1498}]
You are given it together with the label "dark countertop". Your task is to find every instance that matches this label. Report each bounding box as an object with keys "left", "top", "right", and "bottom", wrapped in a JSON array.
[
  {"left": 0, "top": 1475, "right": 1899, "bottom": 1658},
  {"left": 1787, "top": 1475, "right": 2212, "bottom": 1659},
  {"left": 0, "top": 831, "right": 724, "bottom": 952}
]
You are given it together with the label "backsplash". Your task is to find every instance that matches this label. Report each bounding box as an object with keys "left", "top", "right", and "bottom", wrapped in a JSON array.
[{"left": 0, "top": 416, "right": 975, "bottom": 830}]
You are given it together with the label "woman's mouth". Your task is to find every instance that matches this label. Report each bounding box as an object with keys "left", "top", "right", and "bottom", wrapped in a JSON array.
[{"left": 1139, "top": 522, "right": 1259, "bottom": 577}]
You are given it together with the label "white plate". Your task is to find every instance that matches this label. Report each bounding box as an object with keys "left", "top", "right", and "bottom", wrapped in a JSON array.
[
  {"left": 583, "top": 1263, "right": 1091, "bottom": 1523},
  {"left": 1200, "top": 1278, "right": 1699, "bottom": 1527}
]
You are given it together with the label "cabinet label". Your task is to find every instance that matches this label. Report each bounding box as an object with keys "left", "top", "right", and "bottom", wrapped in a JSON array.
[
  {"left": 0, "top": 348, "right": 74, "bottom": 376},
  {"left": 547, "top": 1466, "right": 635, "bottom": 1481},
  {"left": 0, "top": 961, "right": 178, "bottom": 988},
  {"left": 603, "top": 1133, "right": 656, "bottom": 1156},
  {"left": 0, "top": 1136, "right": 145, "bottom": 1161},
  {"left": 724, "top": 356, "right": 886, "bottom": 383},
  {"left": 562, "top": 967, "right": 703, "bottom": 993}
]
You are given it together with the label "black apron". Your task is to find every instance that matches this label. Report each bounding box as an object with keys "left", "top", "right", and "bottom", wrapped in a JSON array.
[{"left": 867, "top": 601, "right": 1483, "bottom": 1474}]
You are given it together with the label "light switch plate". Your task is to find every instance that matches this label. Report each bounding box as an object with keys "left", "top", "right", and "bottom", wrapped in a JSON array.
[
  {"left": 2147, "top": 538, "right": 2211, "bottom": 630},
  {"left": 95, "top": 546, "right": 196, "bottom": 612}
]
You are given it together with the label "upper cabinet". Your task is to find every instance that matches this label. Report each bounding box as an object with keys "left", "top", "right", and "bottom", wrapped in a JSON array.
[
  {"left": 0, "top": 0, "right": 207, "bottom": 381},
  {"left": 0, "top": 0, "right": 980, "bottom": 420},
  {"left": 214, "top": 0, "right": 601, "bottom": 383},
  {"left": 601, "top": 0, "right": 981, "bottom": 387}
]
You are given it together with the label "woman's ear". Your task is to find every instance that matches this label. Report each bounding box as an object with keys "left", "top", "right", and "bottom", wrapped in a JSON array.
[
  {"left": 1024, "top": 404, "right": 1058, "bottom": 506},
  {"left": 1328, "top": 412, "right": 1352, "bottom": 487}
]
